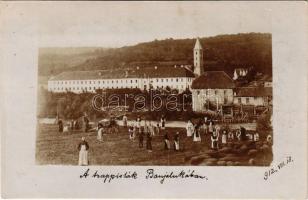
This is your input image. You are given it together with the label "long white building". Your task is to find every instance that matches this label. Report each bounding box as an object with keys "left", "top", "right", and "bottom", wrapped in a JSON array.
[
  {"left": 48, "top": 66, "right": 196, "bottom": 93},
  {"left": 48, "top": 38, "right": 204, "bottom": 93}
]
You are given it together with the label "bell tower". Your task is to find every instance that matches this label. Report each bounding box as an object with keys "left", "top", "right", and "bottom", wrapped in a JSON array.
[{"left": 193, "top": 38, "right": 204, "bottom": 76}]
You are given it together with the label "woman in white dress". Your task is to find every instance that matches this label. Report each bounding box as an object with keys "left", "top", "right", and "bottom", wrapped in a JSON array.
[
  {"left": 78, "top": 137, "right": 89, "bottom": 166},
  {"left": 221, "top": 130, "right": 227, "bottom": 145},
  {"left": 97, "top": 123, "right": 103, "bottom": 142},
  {"left": 208, "top": 121, "right": 213, "bottom": 135},
  {"left": 186, "top": 120, "right": 194, "bottom": 137}
]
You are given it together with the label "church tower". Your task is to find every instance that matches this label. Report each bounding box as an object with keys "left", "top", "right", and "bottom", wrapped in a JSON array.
[{"left": 193, "top": 38, "right": 204, "bottom": 76}]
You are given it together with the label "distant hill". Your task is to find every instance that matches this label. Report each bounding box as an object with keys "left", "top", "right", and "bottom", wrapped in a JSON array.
[{"left": 38, "top": 33, "right": 272, "bottom": 78}]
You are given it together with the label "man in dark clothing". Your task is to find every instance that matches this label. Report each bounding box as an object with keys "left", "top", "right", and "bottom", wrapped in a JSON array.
[
  {"left": 58, "top": 119, "right": 63, "bottom": 133},
  {"left": 139, "top": 129, "right": 144, "bottom": 148},
  {"left": 146, "top": 132, "right": 152, "bottom": 152}
]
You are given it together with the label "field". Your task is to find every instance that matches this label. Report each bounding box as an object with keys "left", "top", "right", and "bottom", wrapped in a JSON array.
[{"left": 36, "top": 124, "right": 272, "bottom": 166}]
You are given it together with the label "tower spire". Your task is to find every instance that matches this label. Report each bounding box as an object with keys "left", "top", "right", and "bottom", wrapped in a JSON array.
[{"left": 193, "top": 38, "right": 204, "bottom": 76}]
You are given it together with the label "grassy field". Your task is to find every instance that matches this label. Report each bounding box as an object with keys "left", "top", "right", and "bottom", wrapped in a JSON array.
[{"left": 36, "top": 124, "right": 272, "bottom": 166}]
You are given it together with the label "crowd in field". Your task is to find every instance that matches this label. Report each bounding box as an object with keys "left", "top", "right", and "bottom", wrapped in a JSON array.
[{"left": 57, "top": 115, "right": 272, "bottom": 166}]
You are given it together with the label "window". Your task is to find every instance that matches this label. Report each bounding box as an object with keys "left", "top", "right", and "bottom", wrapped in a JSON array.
[
  {"left": 215, "top": 90, "right": 218, "bottom": 95},
  {"left": 176, "top": 78, "right": 178, "bottom": 82},
  {"left": 161, "top": 79, "right": 163, "bottom": 82},
  {"left": 89, "top": 81, "right": 91, "bottom": 84},
  {"left": 181, "top": 78, "right": 183, "bottom": 82},
  {"left": 166, "top": 79, "right": 168, "bottom": 82},
  {"left": 246, "top": 98, "right": 250, "bottom": 104},
  {"left": 157, "top": 79, "right": 159, "bottom": 82},
  {"left": 238, "top": 98, "right": 242, "bottom": 104},
  {"left": 131, "top": 80, "right": 133, "bottom": 83},
  {"left": 136, "top": 80, "right": 138, "bottom": 83}
]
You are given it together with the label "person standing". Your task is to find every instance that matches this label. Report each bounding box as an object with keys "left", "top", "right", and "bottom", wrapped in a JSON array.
[
  {"left": 78, "top": 137, "right": 89, "bottom": 166},
  {"left": 156, "top": 120, "right": 160, "bottom": 135},
  {"left": 129, "top": 126, "right": 134, "bottom": 140},
  {"left": 240, "top": 126, "right": 247, "bottom": 141},
  {"left": 211, "top": 131, "right": 219, "bottom": 150},
  {"left": 58, "top": 119, "right": 63, "bottom": 133},
  {"left": 186, "top": 120, "right": 194, "bottom": 137},
  {"left": 161, "top": 115, "right": 166, "bottom": 130},
  {"left": 253, "top": 132, "right": 259, "bottom": 142},
  {"left": 193, "top": 124, "right": 201, "bottom": 142},
  {"left": 138, "top": 128, "right": 144, "bottom": 148},
  {"left": 150, "top": 122, "right": 155, "bottom": 137},
  {"left": 136, "top": 117, "right": 141, "bottom": 132},
  {"left": 208, "top": 121, "right": 214, "bottom": 135},
  {"left": 164, "top": 132, "right": 170, "bottom": 150},
  {"left": 97, "top": 123, "right": 103, "bottom": 142},
  {"left": 122, "top": 114, "right": 128, "bottom": 128},
  {"left": 146, "top": 132, "right": 153, "bottom": 152},
  {"left": 174, "top": 132, "right": 180, "bottom": 151},
  {"left": 236, "top": 129, "right": 241, "bottom": 141},
  {"left": 84, "top": 116, "right": 90, "bottom": 133},
  {"left": 228, "top": 131, "right": 234, "bottom": 141},
  {"left": 221, "top": 130, "right": 227, "bottom": 145}
]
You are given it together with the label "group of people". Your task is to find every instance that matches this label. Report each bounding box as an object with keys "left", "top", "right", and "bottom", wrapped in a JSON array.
[
  {"left": 123, "top": 116, "right": 180, "bottom": 152},
  {"left": 58, "top": 116, "right": 90, "bottom": 133},
  {"left": 186, "top": 118, "right": 261, "bottom": 150},
  {"left": 74, "top": 115, "right": 267, "bottom": 166}
]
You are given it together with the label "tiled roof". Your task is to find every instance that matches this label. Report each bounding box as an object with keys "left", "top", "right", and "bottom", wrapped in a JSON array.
[
  {"left": 234, "top": 87, "right": 272, "bottom": 97},
  {"left": 191, "top": 71, "right": 235, "bottom": 89},
  {"left": 50, "top": 66, "right": 195, "bottom": 81}
]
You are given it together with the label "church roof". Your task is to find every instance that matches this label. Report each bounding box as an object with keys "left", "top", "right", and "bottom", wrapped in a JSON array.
[
  {"left": 191, "top": 71, "right": 235, "bottom": 89},
  {"left": 194, "top": 38, "right": 203, "bottom": 50},
  {"left": 50, "top": 66, "right": 195, "bottom": 81}
]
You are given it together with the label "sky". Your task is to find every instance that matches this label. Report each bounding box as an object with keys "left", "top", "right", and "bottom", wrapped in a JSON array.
[{"left": 2, "top": 2, "right": 272, "bottom": 48}]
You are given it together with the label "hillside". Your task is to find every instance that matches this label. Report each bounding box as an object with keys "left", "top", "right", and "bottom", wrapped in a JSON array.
[{"left": 38, "top": 33, "right": 272, "bottom": 78}]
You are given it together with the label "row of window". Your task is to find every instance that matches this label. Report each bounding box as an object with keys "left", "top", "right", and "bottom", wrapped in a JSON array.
[
  {"left": 51, "top": 77, "right": 191, "bottom": 85},
  {"left": 50, "top": 84, "right": 187, "bottom": 92},
  {"left": 237, "top": 97, "right": 258, "bottom": 104},
  {"left": 197, "top": 90, "right": 229, "bottom": 95}
]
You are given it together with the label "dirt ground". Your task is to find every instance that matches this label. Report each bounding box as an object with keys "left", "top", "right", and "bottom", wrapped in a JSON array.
[{"left": 36, "top": 124, "right": 272, "bottom": 166}]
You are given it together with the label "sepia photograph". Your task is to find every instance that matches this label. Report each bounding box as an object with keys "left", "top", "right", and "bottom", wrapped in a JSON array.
[{"left": 37, "top": 28, "right": 273, "bottom": 167}]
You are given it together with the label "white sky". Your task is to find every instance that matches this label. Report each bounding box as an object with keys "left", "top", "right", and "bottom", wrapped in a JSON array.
[{"left": 2, "top": 2, "right": 272, "bottom": 48}]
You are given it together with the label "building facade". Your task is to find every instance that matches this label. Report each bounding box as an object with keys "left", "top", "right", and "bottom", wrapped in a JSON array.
[
  {"left": 233, "top": 87, "right": 272, "bottom": 106},
  {"left": 191, "top": 71, "right": 235, "bottom": 112},
  {"left": 48, "top": 66, "right": 195, "bottom": 93}
]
